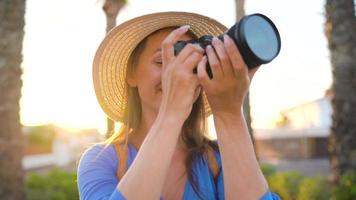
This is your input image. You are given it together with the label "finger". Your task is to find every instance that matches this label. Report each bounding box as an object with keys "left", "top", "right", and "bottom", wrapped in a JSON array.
[
  {"left": 197, "top": 56, "right": 210, "bottom": 86},
  {"left": 182, "top": 51, "right": 204, "bottom": 72},
  {"left": 161, "top": 25, "right": 190, "bottom": 66},
  {"left": 175, "top": 43, "right": 204, "bottom": 64},
  {"left": 211, "top": 37, "right": 234, "bottom": 76},
  {"left": 223, "top": 34, "right": 248, "bottom": 75},
  {"left": 206, "top": 45, "right": 223, "bottom": 79}
]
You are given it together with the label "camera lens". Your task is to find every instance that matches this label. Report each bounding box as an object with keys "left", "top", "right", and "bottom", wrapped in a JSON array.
[
  {"left": 243, "top": 15, "right": 280, "bottom": 62},
  {"left": 173, "top": 13, "right": 281, "bottom": 77},
  {"left": 228, "top": 13, "right": 281, "bottom": 68}
]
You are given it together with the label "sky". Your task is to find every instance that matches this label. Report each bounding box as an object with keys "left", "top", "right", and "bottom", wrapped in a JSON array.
[{"left": 21, "top": 0, "right": 332, "bottom": 133}]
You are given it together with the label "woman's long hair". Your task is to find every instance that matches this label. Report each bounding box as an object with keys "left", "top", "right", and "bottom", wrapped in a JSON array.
[{"left": 104, "top": 28, "right": 219, "bottom": 199}]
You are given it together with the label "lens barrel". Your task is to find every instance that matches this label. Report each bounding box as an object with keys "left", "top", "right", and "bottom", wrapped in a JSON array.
[{"left": 227, "top": 13, "right": 281, "bottom": 69}]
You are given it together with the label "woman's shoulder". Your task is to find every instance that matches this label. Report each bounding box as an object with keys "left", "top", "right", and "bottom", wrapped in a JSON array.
[
  {"left": 80, "top": 143, "right": 116, "bottom": 159},
  {"left": 77, "top": 143, "right": 118, "bottom": 173},
  {"left": 77, "top": 143, "right": 123, "bottom": 200}
]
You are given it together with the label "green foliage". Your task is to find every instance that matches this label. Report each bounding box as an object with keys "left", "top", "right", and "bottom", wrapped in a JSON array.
[
  {"left": 260, "top": 164, "right": 277, "bottom": 178},
  {"left": 260, "top": 165, "right": 356, "bottom": 200},
  {"left": 332, "top": 171, "right": 356, "bottom": 200},
  {"left": 267, "top": 171, "right": 303, "bottom": 200},
  {"left": 27, "top": 125, "right": 56, "bottom": 145},
  {"left": 297, "top": 176, "right": 331, "bottom": 200},
  {"left": 26, "top": 168, "right": 78, "bottom": 200},
  {"left": 24, "top": 166, "right": 355, "bottom": 200}
]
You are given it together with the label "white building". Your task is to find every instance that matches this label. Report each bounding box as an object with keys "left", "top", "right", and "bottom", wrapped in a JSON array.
[
  {"left": 23, "top": 126, "right": 103, "bottom": 171},
  {"left": 254, "top": 92, "right": 332, "bottom": 159}
]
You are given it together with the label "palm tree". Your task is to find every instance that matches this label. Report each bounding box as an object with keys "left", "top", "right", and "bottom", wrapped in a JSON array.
[
  {"left": 103, "top": 0, "right": 127, "bottom": 33},
  {"left": 103, "top": 0, "right": 127, "bottom": 138},
  {"left": 0, "top": 0, "right": 26, "bottom": 199},
  {"left": 324, "top": 0, "right": 356, "bottom": 183},
  {"left": 234, "top": 0, "right": 256, "bottom": 149},
  {"left": 235, "top": 0, "right": 245, "bottom": 20}
]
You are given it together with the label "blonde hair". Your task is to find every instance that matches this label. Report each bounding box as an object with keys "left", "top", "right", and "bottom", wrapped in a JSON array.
[{"left": 103, "top": 28, "right": 219, "bottom": 199}]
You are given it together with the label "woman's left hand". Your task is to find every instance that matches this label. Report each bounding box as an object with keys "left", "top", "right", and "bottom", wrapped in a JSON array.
[{"left": 197, "top": 34, "right": 259, "bottom": 116}]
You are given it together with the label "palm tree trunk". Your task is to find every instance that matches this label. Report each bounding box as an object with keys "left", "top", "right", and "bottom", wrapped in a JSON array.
[
  {"left": 0, "top": 0, "right": 26, "bottom": 199},
  {"left": 103, "top": 0, "right": 126, "bottom": 138},
  {"left": 325, "top": 0, "right": 356, "bottom": 183},
  {"left": 235, "top": 0, "right": 256, "bottom": 149},
  {"left": 235, "top": 0, "right": 245, "bottom": 21},
  {"left": 243, "top": 93, "right": 255, "bottom": 146},
  {"left": 103, "top": 0, "right": 125, "bottom": 33}
]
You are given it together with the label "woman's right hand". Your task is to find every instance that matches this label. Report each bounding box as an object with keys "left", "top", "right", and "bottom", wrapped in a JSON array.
[{"left": 159, "top": 25, "right": 205, "bottom": 121}]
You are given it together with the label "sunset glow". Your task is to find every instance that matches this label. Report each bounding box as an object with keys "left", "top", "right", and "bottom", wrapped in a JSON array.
[{"left": 21, "top": 0, "right": 331, "bottom": 134}]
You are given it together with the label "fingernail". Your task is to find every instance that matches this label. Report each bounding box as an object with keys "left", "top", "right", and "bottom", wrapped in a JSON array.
[
  {"left": 223, "top": 35, "right": 230, "bottom": 44},
  {"left": 212, "top": 37, "right": 219, "bottom": 43},
  {"left": 180, "top": 25, "right": 190, "bottom": 32},
  {"left": 206, "top": 45, "right": 212, "bottom": 52}
]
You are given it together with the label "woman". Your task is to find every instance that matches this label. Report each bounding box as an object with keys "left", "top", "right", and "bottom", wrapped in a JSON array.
[{"left": 77, "top": 12, "right": 280, "bottom": 200}]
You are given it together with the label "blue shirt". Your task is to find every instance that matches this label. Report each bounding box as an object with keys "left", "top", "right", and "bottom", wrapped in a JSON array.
[{"left": 77, "top": 143, "right": 280, "bottom": 200}]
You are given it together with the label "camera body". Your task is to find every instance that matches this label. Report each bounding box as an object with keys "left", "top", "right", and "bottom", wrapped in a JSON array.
[{"left": 174, "top": 35, "right": 217, "bottom": 78}]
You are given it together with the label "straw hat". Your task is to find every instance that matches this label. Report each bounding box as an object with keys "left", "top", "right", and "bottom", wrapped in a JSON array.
[{"left": 93, "top": 11, "right": 228, "bottom": 122}]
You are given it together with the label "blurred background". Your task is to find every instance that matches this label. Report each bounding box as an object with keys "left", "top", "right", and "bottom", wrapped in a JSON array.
[{"left": 1, "top": 0, "right": 355, "bottom": 199}]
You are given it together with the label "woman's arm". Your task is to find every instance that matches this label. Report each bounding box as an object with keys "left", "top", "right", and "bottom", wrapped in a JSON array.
[
  {"left": 197, "top": 35, "right": 270, "bottom": 199},
  {"left": 76, "top": 114, "right": 184, "bottom": 200},
  {"left": 214, "top": 110, "right": 268, "bottom": 199},
  {"left": 118, "top": 111, "right": 184, "bottom": 199},
  {"left": 118, "top": 26, "right": 204, "bottom": 199}
]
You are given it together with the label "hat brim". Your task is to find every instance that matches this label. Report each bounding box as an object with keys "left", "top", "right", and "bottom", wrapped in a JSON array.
[{"left": 93, "top": 12, "right": 228, "bottom": 122}]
